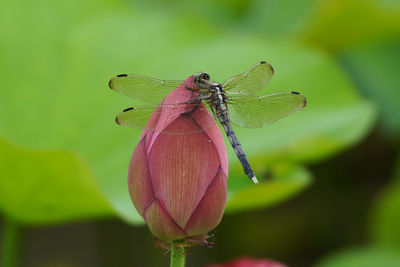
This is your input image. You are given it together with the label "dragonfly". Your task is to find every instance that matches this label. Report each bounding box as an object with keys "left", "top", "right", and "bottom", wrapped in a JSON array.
[{"left": 109, "top": 61, "right": 306, "bottom": 184}]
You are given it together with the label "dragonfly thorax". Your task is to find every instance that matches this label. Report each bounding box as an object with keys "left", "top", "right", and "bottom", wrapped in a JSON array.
[
  {"left": 193, "top": 72, "right": 227, "bottom": 106},
  {"left": 208, "top": 85, "right": 228, "bottom": 113}
]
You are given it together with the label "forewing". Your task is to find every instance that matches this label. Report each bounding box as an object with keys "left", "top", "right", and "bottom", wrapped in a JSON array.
[
  {"left": 109, "top": 74, "right": 183, "bottom": 104},
  {"left": 223, "top": 61, "right": 274, "bottom": 95},
  {"left": 116, "top": 103, "right": 217, "bottom": 134},
  {"left": 228, "top": 92, "right": 307, "bottom": 128}
]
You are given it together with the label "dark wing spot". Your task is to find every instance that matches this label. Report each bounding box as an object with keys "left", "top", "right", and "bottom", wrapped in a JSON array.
[
  {"left": 108, "top": 79, "right": 113, "bottom": 89},
  {"left": 123, "top": 107, "right": 134, "bottom": 112},
  {"left": 260, "top": 61, "right": 274, "bottom": 74},
  {"left": 115, "top": 116, "right": 120, "bottom": 125},
  {"left": 291, "top": 91, "right": 300, "bottom": 95},
  {"left": 117, "top": 74, "right": 128, "bottom": 77}
]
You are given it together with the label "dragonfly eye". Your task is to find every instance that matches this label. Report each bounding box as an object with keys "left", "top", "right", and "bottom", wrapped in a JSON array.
[{"left": 202, "top": 73, "right": 210, "bottom": 80}]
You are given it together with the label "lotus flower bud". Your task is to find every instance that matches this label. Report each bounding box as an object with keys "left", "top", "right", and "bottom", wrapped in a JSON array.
[
  {"left": 207, "top": 257, "right": 287, "bottom": 267},
  {"left": 128, "top": 76, "right": 228, "bottom": 242}
]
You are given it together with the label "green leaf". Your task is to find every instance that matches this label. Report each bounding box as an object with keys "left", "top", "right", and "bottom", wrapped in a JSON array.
[
  {"left": 314, "top": 247, "right": 400, "bottom": 267},
  {"left": 301, "top": 0, "right": 400, "bottom": 51},
  {"left": 0, "top": 137, "right": 113, "bottom": 225},
  {"left": 227, "top": 100, "right": 375, "bottom": 166},
  {"left": 226, "top": 163, "right": 311, "bottom": 213},
  {"left": 370, "top": 158, "right": 400, "bottom": 248},
  {"left": 242, "top": 0, "right": 317, "bottom": 37},
  {"left": 0, "top": 0, "right": 377, "bottom": 224},
  {"left": 339, "top": 39, "right": 400, "bottom": 137}
]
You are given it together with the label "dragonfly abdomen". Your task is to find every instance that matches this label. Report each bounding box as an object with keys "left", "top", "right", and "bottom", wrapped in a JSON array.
[{"left": 217, "top": 110, "right": 258, "bottom": 184}]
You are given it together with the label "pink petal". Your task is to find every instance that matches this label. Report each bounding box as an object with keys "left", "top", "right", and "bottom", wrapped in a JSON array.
[
  {"left": 185, "top": 167, "right": 227, "bottom": 235},
  {"left": 184, "top": 76, "right": 228, "bottom": 175},
  {"left": 128, "top": 136, "right": 155, "bottom": 216},
  {"left": 148, "top": 115, "right": 221, "bottom": 228},
  {"left": 143, "top": 76, "right": 228, "bottom": 176},
  {"left": 201, "top": 118, "right": 228, "bottom": 175},
  {"left": 145, "top": 76, "right": 201, "bottom": 149},
  {"left": 143, "top": 198, "right": 187, "bottom": 241},
  {"left": 129, "top": 75, "right": 229, "bottom": 241}
]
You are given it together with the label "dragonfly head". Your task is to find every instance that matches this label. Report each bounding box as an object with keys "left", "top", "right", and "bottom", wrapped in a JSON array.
[{"left": 194, "top": 72, "right": 214, "bottom": 89}]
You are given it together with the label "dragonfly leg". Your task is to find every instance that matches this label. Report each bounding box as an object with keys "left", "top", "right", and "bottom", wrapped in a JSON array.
[
  {"left": 181, "top": 93, "right": 207, "bottom": 116},
  {"left": 184, "top": 81, "right": 213, "bottom": 95},
  {"left": 184, "top": 80, "right": 198, "bottom": 91},
  {"left": 181, "top": 101, "right": 201, "bottom": 116}
]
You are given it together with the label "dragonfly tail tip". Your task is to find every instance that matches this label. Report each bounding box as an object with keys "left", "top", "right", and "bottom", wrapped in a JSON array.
[{"left": 251, "top": 176, "right": 259, "bottom": 184}]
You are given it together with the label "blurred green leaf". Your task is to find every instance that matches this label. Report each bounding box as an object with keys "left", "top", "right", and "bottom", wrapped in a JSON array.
[
  {"left": 225, "top": 97, "right": 374, "bottom": 213},
  {"left": 0, "top": 0, "right": 376, "bottom": 224},
  {"left": 229, "top": 101, "right": 375, "bottom": 165},
  {"left": 226, "top": 163, "right": 311, "bottom": 213},
  {"left": 339, "top": 39, "right": 400, "bottom": 138},
  {"left": 301, "top": 0, "right": 400, "bottom": 51},
  {"left": 0, "top": 137, "right": 113, "bottom": 225},
  {"left": 314, "top": 247, "right": 400, "bottom": 267},
  {"left": 370, "top": 158, "right": 400, "bottom": 248},
  {"left": 242, "top": 0, "right": 317, "bottom": 37}
]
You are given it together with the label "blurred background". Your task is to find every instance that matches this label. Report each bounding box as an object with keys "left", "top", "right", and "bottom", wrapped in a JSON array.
[{"left": 1, "top": 0, "right": 400, "bottom": 266}]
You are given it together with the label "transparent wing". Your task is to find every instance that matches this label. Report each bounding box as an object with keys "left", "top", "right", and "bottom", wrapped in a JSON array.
[
  {"left": 116, "top": 103, "right": 217, "bottom": 134},
  {"left": 228, "top": 92, "right": 307, "bottom": 128},
  {"left": 223, "top": 61, "right": 274, "bottom": 96},
  {"left": 109, "top": 74, "right": 183, "bottom": 104}
]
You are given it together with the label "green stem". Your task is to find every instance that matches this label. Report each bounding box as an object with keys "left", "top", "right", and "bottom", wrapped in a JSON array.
[
  {"left": 1, "top": 219, "right": 20, "bottom": 267},
  {"left": 170, "top": 242, "right": 185, "bottom": 267}
]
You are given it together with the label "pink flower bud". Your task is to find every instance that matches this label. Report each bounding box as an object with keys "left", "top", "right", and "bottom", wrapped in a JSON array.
[
  {"left": 128, "top": 76, "right": 228, "bottom": 242},
  {"left": 207, "top": 257, "right": 288, "bottom": 267}
]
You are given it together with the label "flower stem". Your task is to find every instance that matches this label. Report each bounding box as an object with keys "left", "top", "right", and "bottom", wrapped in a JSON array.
[
  {"left": 1, "top": 219, "right": 20, "bottom": 267},
  {"left": 170, "top": 242, "right": 185, "bottom": 267}
]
